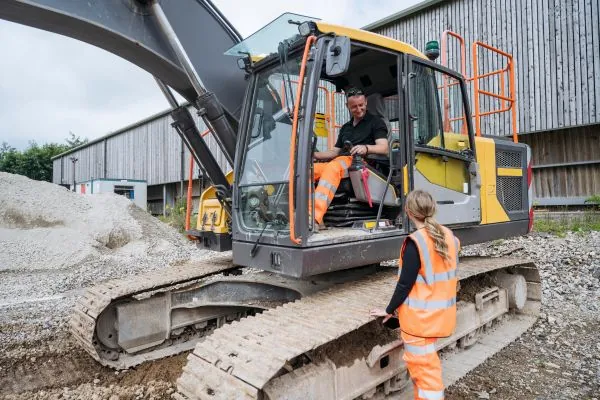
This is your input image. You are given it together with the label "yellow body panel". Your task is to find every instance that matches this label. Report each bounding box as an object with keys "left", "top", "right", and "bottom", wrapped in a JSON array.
[
  {"left": 196, "top": 171, "right": 234, "bottom": 234},
  {"left": 474, "top": 137, "right": 510, "bottom": 224},
  {"left": 414, "top": 133, "right": 470, "bottom": 193},
  {"left": 415, "top": 153, "right": 447, "bottom": 187},
  {"left": 497, "top": 167, "right": 523, "bottom": 177},
  {"left": 315, "top": 22, "right": 427, "bottom": 59}
]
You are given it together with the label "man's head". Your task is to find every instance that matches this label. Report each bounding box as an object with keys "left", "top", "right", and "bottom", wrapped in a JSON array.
[{"left": 345, "top": 88, "right": 367, "bottom": 120}]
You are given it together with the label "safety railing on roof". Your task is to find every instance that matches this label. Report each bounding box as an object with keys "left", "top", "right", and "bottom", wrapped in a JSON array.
[{"left": 441, "top": 30, "right": 518, "bottom": 143}]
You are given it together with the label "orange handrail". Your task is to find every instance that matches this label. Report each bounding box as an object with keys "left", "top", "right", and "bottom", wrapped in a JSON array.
[
  {"left": 288, "top": 35, "right": 316, "bottom": 244},
  {"left": 472, "top": 41, "right": 518, "bottom": 142},
  {"left": 441, "top": 30, "right": 468, "bottom": 134},
  {"left": 185, "top": 129, "right": 211, "bottom": 239},
  {"left": 441, "top": 30, "right": 518, "bottom": 143}
]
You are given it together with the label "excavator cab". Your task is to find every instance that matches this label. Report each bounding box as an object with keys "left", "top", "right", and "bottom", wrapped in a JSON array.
[{"left": 227, "top": 14, "right": 482, "bottom": 277}]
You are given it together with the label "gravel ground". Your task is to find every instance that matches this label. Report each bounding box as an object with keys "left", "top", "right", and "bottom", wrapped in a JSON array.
[
  {"left": 447, "top": 231, "right": 600, "bottom": 400},
  {"left": 1, "top": 172, "right": 599, "bottom": 399}
]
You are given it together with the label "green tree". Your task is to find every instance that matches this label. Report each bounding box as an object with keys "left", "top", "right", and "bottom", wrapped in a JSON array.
[
  {"left": 0, "top": 134, "right": 86, "bottom": 182},
  {"left": 65, "top": 131, "right": 88, "bottom": 148},
  {"left": 0, "top": 142, "right": 21, "bottom": 174}
]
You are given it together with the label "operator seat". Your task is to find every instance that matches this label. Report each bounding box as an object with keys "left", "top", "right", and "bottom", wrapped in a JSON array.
[{"left": 366, "top": 93, "right": 392, "bottom": 137}]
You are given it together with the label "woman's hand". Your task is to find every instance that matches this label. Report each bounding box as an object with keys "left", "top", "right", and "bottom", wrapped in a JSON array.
[{"left": 370, "top": 308, "right": 393, "bottom": 323}]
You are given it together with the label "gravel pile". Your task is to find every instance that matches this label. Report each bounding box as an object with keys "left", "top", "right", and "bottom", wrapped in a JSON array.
[
  {"left": 0, "top": 172, "right": 221, "bottom": 352},
  {"left": 448, "top": 230, "right": 600, "bottom": 399}
]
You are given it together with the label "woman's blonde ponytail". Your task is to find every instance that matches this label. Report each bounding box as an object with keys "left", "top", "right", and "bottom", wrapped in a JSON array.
[{"left": 405, "top": 190, "right": 450, "bottom": 262}]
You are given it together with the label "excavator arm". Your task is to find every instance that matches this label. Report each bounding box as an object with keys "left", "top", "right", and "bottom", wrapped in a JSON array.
[{"left": 0, "top": 0, "right": 247, "bottom": 209}]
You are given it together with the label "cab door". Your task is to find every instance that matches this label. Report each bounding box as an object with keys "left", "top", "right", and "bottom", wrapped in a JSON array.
[{"left": 406, "top": 57, "right": 481, "bottom": 226}]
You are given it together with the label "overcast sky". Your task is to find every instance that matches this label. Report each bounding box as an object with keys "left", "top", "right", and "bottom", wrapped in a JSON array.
[{"left": 0, "top": 0, "right": 422, "bottom": 150}]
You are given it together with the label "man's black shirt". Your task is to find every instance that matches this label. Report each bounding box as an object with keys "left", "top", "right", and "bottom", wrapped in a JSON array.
[{"left": 334, "top": 112, "right": 388, "bottom": 149}]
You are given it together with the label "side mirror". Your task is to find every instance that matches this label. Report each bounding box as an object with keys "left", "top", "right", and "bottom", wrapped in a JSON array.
[{"left": 325, "top": 36, "right": 350, "bottom": 77}]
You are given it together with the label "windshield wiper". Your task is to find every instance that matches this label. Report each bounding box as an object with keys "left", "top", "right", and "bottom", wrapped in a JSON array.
[{"left": 277, "top": 39, "right": 296, "bottom": 118}]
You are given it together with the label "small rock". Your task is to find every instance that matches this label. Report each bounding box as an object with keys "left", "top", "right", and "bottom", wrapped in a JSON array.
[
  {"left": 93, "top": 378, "right": 100, "bottom": 384},
  {"left": 109, "top": 396, "right": 119, "bottom": 400},
  {"left": 548, "top": 316, "right": 557, "bottom": 324},
  {"left": 30, "top": 356, "right": 36, "bottom": 362},
  {"left": 489, "top": 388, "right": 497, "bottom": 394},
  {"left": 477, "top": 391, "right": 490, "bottom": 399},
  {"left": 545, "top": 362, "right": 560, "bottom": 369}
]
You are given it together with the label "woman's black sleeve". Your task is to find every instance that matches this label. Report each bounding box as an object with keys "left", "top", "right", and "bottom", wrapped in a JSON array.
[{"left": 385, "top": 238, "right": 421, "bottom": 314}]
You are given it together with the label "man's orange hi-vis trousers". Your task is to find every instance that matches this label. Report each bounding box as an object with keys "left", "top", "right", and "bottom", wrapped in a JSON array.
[{"left": 313, "top": 155, "right": 352, "bottom": 224}]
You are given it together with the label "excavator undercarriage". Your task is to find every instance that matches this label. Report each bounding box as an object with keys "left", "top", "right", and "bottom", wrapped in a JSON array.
[{"left": 69, "top": 255, "right": 540, "bottom": 399}]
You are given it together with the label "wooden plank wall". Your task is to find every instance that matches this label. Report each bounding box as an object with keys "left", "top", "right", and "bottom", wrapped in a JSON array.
[
  {"left": 373, "top": 0, "right": 600, "bottom": 136},
  {"left": 521, "top": 124, "right": 600, "bottom": 203}
]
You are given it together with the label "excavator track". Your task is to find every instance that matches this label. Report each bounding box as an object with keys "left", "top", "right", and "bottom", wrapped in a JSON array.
[
  {"left": 68, "top": 255, "right": 237, "bottom": 369},
  {"left": 174, "top": 256, "right": 541, "bottom": 400}
]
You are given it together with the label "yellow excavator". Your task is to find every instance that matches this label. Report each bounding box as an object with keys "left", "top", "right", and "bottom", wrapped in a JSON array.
[{"left": 1, "top": 1, "right": 540, "bottom": 398}]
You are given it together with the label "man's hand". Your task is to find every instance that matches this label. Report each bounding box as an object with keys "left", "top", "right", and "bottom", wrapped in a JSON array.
[
  {"left": 350, "top": 144, "right": 368, "bottom": 156},
  {"left": 315, "top": 147, "right": 342, "bottom": 161},
  {"left": 370, "top": 308, "right": 393, "bottom": 323}
]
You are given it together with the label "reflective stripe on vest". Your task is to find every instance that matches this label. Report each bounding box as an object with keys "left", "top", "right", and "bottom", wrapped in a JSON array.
[
  {"left": 415, "top": 269, "right": 456, "bottom": 284},
  {"left": 403, "top": 342, "right": 437, "bottom": 356},
  {"left": 418, "top": 388, "right": 445, "bottom": 400},
  {"left": 412, "top": 230, "right": 435, "bottom": 284},
  {"left": 404, "top": 297, "right": 456, "bottom": 310}
]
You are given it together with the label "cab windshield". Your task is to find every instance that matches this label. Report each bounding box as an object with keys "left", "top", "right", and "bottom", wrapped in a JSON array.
[
  {"left": 239, "top": 57, "right": 301, "bottom": 186},
  {"left": 237, "top": 54, "right": 303, "bottom": 231}
]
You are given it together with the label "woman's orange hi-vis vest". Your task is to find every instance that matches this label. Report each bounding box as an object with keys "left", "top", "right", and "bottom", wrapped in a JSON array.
[{"left": 397, "top": 226, "right": 460, "bottom": 338}]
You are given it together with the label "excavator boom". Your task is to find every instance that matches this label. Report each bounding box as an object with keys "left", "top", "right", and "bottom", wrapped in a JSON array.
[{"left": 0, "top": 0, "right": 246, "bottom": 119}]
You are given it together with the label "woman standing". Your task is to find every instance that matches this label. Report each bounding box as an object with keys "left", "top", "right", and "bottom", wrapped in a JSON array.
[{"left": 371, "top": 190, "right": 460, "bottom": 400}]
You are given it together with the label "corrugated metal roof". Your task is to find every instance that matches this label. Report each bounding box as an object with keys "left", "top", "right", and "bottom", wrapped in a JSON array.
[{"left": 362, "top": 0, "right": 447, "bottom": 31}]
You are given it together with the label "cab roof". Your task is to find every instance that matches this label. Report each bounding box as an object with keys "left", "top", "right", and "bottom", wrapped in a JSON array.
[{"left": 315, "top": 21, "right": 427, "bottom": 59}]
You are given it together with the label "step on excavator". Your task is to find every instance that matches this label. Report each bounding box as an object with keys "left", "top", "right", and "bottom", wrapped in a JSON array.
[{"left": 1, "top": 1, "right": 541, "bottom": 398}]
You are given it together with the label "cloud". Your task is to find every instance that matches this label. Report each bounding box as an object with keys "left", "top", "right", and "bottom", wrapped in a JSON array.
[{"left": 0, "top": 0, "right": 420, "bottom": 150}]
